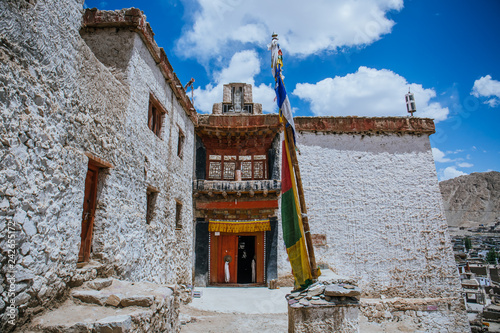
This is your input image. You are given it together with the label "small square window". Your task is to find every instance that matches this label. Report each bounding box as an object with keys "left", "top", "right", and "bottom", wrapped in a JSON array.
[
  {"left": 175, "top": 201, "right": 182, "bottom": 230},
  {"left": 148, "top": 95, "right": 166, "bottom": 138},
  {"left": 177, "top": 128, "right": 185, "bottom": 158}
]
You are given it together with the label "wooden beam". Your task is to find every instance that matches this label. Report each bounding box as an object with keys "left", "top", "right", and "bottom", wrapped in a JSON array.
[
  {"left": 196, "top": 200, "right": 278, "bottom": 210},
  {"left": 85, "top": 152, "right": 114, "bottom": 169}
]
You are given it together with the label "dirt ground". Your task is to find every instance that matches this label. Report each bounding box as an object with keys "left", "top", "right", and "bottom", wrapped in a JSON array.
[{"left": 180, "top": 304, "right": 492, "bottom": 333}]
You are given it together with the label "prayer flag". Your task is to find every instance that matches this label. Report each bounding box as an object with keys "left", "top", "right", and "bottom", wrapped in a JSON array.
[
  {"left": 270, "top": 34, "right": 313, "bottom": 289},
  {"left": 281, "top": 133, "right": 313, "bottom": 290}
]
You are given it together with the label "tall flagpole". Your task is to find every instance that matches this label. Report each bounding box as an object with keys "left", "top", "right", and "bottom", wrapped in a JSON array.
[{"left": 270, "top": 33, "right": 320, "bottom": 281}]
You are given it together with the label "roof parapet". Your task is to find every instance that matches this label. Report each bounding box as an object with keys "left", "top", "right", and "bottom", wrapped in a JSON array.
[{"left": 294, "top": 116, "right": 435, "bottom": 135}]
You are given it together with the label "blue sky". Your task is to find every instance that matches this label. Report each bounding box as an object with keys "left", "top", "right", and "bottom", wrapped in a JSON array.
[{"left": 85, "top": 0, "right": 500, "bottom": 181}]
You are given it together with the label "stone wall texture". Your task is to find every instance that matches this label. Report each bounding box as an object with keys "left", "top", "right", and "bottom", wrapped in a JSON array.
[
  {"left": 276, "top": 130, "right": 469, "bottom": 331},
  {"left": 289, "top": 304, "right": 359, "bottom": 333},
  {"left": 0, "top": 1, "right": 194, "bottom": 330}
]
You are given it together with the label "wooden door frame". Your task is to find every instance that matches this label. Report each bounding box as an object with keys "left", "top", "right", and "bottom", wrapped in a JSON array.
[{"left": 77, "top": 162, "right": 99, "bottom": 266}]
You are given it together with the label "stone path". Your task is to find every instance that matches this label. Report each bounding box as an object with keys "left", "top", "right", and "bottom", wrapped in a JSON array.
[
  {"left": 180, "top": 286, "right": 291, "bottom": 332},
  {"left": 180, "top": 305, "right": 288, "bottom": 333}
]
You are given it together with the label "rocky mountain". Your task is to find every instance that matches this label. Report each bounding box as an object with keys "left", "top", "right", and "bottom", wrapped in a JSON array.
[{"left": 439, "top": 171, "right": 500, "bottom": 229}]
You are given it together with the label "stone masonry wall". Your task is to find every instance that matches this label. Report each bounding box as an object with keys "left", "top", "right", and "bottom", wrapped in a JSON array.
[
  {"left": 0, "top": 1, "right": 194, "bottom": 330},
  {"left": 80, "top": 28, "right": 195, "bottom": 285},
  {"left": 276, "top": 128, "right": 469, "bottom": 331},
  {"left": 278, "top": 131, "right": 460, "bottom": 298}
]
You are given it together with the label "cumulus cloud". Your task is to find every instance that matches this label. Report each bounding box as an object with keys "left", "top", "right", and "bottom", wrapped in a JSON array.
[
  {"left": 457, "top": 162, "right": 473, "bottom": 168},
  {"left": 441, "top": 166, "right": 467, "bottom": 181},
  {"left": 193, "top": 50, "right": 275, "bottom": 113},
  {"left": 293, "top": 66, "right": 449, "bottom": 121},
  {"left": 176, "top": 0, "right": 403, "bottom": 61},
  {"left": 432, "top": 148, "right": 452, "bottom": 163},
  {"left": 471, "top": 75, "right": 500, "bottom": 107}
]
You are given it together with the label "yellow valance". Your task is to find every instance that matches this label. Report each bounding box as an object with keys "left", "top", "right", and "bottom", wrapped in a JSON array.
[{"left": 209, "top": 220, "right": 271, "bottom": 233}]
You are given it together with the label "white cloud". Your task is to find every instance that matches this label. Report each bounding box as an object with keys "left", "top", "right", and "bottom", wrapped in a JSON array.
[
  {"left": 177, "top": 0, "right": 403, "bottom": 61},
  {"left": 446, "top": 149, "right": 464, "bottom": 154},
  {"left": 293, "top": 66, "right": 449, "bottom": 121},
  {"left": 432, "top": 148, "right": 452, "bottom": 163},
  {"left": 457, "top": 162, "right": 473, "bottom": 168},
  {"left": 193, "top": 50, "right": 276, "bottom": 113},
  {"left": 485, "top": 98, "right": 500, "bottom": 108},
  {"left": 441, "top": 166, "right": 467, "bottom": 181},
  {"left": 471, "top": 75, "right": 500, "bottom": 108}
]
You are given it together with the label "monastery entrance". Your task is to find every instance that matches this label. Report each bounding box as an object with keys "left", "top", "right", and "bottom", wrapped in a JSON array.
[
  {"left": 237, "top": 235, "right": 255, "bottom": 283},
  {"left": 210, "top": 231, "right": 265, "bottom": 285}
]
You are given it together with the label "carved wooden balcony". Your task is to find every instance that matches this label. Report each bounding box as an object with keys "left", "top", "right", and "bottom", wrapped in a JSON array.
[{"left": 193, "top": 179, "right": 281, "bottom": 197}]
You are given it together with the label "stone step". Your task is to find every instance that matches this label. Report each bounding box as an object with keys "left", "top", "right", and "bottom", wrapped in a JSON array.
[
  {"left": 71, "top": 278, "right": 172, "bottom": 308},
  {"left": 21, "top": 279, "right": 181, "bottom": 332},
  {"left": 24, "top": 300, "right": 140, "bottom": 332}
]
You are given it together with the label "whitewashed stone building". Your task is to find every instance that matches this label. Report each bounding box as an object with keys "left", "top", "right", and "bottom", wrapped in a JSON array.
[
  {"left": 286, "top": 117, "right": 470, "bottom": 331},
  {"left": 0, "top": 0, "right": 469, "bottom": 332},
  {"left": 0, "top": 2, "right": 196, "bottom": 331}
]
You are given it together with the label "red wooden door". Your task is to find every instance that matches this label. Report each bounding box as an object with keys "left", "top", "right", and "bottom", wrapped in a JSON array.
[
  {"left": 217, "top": 234, "right": 238, "bottom": 283},
  {"left": 78, "top": 163, "right": 99, "bottom": 263}
]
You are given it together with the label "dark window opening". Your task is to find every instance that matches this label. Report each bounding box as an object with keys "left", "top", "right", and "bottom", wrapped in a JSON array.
[
  {"left": 148, "top": 95, "right": 166, "bottom": 138},
  {"left": 177, "top": 128, "right": 185, "bottom": 158},
  {"left": 146, "top": 188, "right": 158, "bottom": 224},
  {"left": 175, "top": 201, "right": 182, "bottom": 229},
  {"left": 222, "top": 103, "right": 253, "bottom": 114}
]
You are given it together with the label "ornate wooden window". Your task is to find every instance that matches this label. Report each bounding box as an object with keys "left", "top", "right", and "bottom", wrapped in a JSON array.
[
  {"left": 207, "top": 154, "right": 267, "bottom": 180},
  {"left": 253, "top": 155, "right": 266, "bottom": 179},
  {"left": 223, "top": 155, "right": 236, "bottom": 180},
  {"left": 240, "top": 155, "right": 252, "bottom": 179},
  {"left": 148, "top": 94, "right": 166, "bottom": 138},
  {"left": 208, "top": 155, "right": 222, "bottom": 179}
]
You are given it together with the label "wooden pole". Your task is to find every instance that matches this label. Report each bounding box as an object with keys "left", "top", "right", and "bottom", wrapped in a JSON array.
[{"left": 285, "top": 126, "right": 319, "bottom": 279}]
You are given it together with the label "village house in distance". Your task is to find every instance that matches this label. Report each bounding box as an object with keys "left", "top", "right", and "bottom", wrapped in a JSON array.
[{"left": 0, "top": 1, "right": 470, "bottom": 332}]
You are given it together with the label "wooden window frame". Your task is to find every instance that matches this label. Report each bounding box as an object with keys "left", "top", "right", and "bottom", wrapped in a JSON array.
[
  {"left": 206, "top": 154, "right": 267, "bottom": 181},
  {"left": 148, "top": 94, "right": 167, "bottom": 139}
]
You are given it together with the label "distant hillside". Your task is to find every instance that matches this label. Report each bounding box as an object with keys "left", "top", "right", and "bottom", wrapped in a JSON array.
[{"left": 439, "top": 171, "right": 500, "bottom": 229}]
